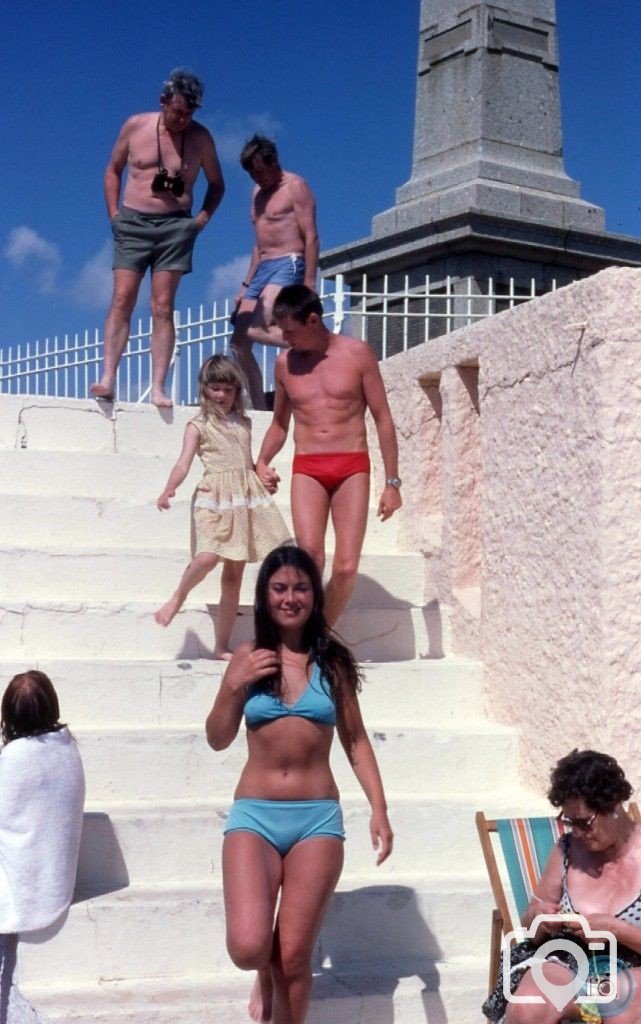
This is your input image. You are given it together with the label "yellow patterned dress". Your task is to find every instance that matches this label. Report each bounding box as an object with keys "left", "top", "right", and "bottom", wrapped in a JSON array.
[{"left": 190, "top": 413, "right": 291, "bottom": 562}]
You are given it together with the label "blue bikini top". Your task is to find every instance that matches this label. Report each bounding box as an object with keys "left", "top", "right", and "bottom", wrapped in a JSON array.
[{"left": 244, "top": 663, "right": 336, "bottom": 728}]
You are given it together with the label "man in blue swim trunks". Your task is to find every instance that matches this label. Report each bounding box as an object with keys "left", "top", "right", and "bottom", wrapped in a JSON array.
[
  {"left": 91, "top": 69, "right": 225, "bottom": 407},
  {"left": 230, "top": 136, "right": 319, "bottom": 409}
]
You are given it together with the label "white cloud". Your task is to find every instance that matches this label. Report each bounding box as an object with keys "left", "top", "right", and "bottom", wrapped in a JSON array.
[
  {"left": 4, "top": 226, "right": 61, "bottom": 294},
  {"left": 209, "top": 113, "right": 284, "bottom": 164},
  {"left": 207, "top": 254, "right": 251, "bottom": 304},
  {"left": 70, "top": 240, "right": 113, "bottom": 309}
]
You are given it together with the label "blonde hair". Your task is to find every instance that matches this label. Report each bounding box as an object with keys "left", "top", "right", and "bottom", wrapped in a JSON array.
[{"left": 197, "top": 355, "right": 248, "bottom": 421}]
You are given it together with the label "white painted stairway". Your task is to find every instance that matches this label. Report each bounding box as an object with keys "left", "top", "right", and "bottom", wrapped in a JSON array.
[{"left": 0, "top": 396, "right": 533, "bottom": 1023}]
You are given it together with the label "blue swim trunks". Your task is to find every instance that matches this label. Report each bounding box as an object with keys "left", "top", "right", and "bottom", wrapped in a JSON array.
[
  {"left": 244, "top": 253, "right": 305, "bottom": 299},
  {"left": 223, "top": 798, "right": 344, "bottom": 856}
]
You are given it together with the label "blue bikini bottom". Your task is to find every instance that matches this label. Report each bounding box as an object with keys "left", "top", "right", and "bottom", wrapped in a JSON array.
[{"left": 223, "top": 798, "right": 345, "bottom": 856}]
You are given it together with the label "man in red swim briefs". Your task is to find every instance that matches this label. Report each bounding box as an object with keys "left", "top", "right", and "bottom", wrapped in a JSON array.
[{"left": 255, "top": 285, "right": 402, "bottom": 626}]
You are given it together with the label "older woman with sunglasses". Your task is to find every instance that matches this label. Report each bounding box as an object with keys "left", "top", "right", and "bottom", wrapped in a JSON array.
[{"left": 483, "top": 749, "right": 641, "bottom": 1024}]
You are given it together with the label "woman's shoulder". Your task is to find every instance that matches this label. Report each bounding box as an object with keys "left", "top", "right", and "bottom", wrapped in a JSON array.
[{"left": 0, "top": 727, "right": 74, "bottom": 763}]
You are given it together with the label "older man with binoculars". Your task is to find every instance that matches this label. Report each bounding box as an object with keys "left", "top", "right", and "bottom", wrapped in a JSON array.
[{"left": 91, "top": 68, "right": 225, "bottom": 408}]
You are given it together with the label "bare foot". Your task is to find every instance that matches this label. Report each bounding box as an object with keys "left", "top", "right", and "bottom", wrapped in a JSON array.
[
  {"left": 90, "top": 381, "right": 115, "bottom": 401},
  {"left": 154, "top": 597, "right": 180, "bottom": 626},
  {"left": 248, "top": 969, "right": 272, "bottom": 1022},
  {"left": 212, "top": 648, "right": 234, "bottom": 661},
  {"left": 151, "top": 388, "right": 173, "bottom": 408}
]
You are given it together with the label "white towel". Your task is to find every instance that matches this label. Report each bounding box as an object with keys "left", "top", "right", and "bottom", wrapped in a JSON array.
[{"left": 0, "top": 727, "right": 85, "bottom": 934}]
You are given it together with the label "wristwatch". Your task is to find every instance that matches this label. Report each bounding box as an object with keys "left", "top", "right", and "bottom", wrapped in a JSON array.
[{"left": 386, "top": 477, "right": 402, "bottom": 489}]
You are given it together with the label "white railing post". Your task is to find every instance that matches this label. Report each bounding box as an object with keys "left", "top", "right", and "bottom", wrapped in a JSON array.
[
  {"left": 332, "top": 274, "right": 345, "bottom": 333},
  {"left": 171, "top": 308, "right": 181, "bottom": 406}
]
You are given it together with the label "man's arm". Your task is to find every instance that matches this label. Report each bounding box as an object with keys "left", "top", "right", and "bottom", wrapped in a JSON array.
[
  {"left": 361, "top": 346, "right": 402, "bottom": 521},
  {"left": 236, "top": 244, "right": 260, "bottom": 305},
  {"left": 255, "top": 358, "right": 292, "bottom": 488},
  {"left": 104, "top": 118, "right": 134, "bottom": 219},
  {"left": 193, "top": 129, "right": 225, "bottom": 232},
  {"left": 290, "top": 176, "right": 319, "bottom": 288}
]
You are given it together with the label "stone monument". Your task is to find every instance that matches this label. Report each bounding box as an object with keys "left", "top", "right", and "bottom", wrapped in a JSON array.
[{"left": 320, "top": 0, "right": 641, "bottom": 352}]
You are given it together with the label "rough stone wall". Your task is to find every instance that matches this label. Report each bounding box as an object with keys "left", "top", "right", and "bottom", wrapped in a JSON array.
[{"left": 378, "top": 266, "right": 641, "bottom": 791}]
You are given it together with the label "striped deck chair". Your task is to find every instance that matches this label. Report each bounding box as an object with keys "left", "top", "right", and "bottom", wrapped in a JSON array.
[{"left": 476, "top": 805, "right": 641, "bottom": 999}]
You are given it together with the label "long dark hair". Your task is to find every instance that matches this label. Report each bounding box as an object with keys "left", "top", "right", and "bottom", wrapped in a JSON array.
[
  {"left": 2, "top": 670, "right": 66, "bottom": 745},
  {"left": 254, "top": 545, "right": 362, "bottom": 701}
]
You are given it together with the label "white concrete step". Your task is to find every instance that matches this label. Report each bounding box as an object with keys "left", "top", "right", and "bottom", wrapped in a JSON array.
[
  {"left": 0, "top": 397, "right": 282, "bottom": 458},
  {"left": 20, "top": 958, "right": 488, "bottom": 1024},
  {"left": 0, "top": 492, "right": 410, "bottom": 553},
  {"left": 75, "top": 789, "right": 526, "bottom": 889},
  {"left": 17, "top": 876, "right": 492, "bottom": 987},
  {"left": 72, "top": 723, "right": 515, "bottom": 802},
  {"left": 2, "top": 658, "right": 484, "bottom": 727},
  {"left": 0, "top": 445, "right": 297, "bottom": 501},
  {"left": 0, "top": 599, "right": 447, "bottom": 661},
  {"left": 0, "top": 545, "right": 427, "bottom": 606}
]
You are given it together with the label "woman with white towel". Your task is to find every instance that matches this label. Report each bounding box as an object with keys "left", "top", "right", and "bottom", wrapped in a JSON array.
[{"left": 0, "top": 670, "right": 85, "bottom": 936}]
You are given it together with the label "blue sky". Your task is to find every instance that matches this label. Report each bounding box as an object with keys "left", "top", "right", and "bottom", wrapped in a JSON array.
[{"left": 1, "top": 0, "right": 640, "bottom": 352}]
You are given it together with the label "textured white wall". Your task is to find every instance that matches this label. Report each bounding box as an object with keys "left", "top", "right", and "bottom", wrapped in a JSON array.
[{"left": 378, "top": 267, "right": 641, "bottom": 791}]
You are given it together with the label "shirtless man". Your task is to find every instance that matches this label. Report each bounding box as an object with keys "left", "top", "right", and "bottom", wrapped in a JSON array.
[
  {"left": 91, "top": 69, "right": 225, "bottom": 407},
  {"left": 230, "top": 135, "right": 319, "bottom": 410},
  {"left": 255, "top": 285, "right": 402, "bottom": 627}
]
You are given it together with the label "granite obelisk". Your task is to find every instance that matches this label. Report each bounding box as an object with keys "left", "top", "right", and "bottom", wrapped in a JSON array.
[{"left": 321, "top": 0, "right": 641, "bottom": 351}]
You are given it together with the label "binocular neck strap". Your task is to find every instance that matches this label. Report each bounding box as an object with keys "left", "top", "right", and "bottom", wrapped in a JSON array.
[{"left": 156, "top": 115, "right": 185, "bottom": 173}]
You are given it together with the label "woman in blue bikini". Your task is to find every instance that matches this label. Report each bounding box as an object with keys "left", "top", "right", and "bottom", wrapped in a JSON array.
[{"left": 206, "top": 544, "right": 393, "bottom": 1023}]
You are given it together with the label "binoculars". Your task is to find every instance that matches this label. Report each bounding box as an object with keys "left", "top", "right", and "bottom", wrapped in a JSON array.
[{"left": 151, "top": 169, "right": 185, "bottom": 198}]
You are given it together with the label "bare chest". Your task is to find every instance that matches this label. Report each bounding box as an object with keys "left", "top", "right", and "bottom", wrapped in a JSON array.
[
  {"left": 128, "top": 123, "right": 199, "bottom": 179},
  {"left": 284, "top": 356, "right": 364, "bottom": 410},
  {"left": 253, "top": 184, "right": 295, "bottom": 224},
  {"left": 568, "top": 858, "right": 641, "bottom": 915}
]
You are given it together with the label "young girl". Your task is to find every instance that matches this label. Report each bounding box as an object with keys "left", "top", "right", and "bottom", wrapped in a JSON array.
[{"left": 155, "top": 355, "right": 291, "bottom": 659}]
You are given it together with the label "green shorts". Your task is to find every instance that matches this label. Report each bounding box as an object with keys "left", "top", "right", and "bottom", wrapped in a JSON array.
[{"left": 111, "top": 206, "right": 198, "bottom": 275}]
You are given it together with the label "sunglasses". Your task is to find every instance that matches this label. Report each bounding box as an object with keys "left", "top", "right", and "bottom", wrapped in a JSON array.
[{"left": 558, "top": 811, "right": 598, "bottom": 832}]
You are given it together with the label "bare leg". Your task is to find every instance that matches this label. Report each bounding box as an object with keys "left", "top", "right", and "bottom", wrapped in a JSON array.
[
  {"left": 504, "top": 962, "right": 583, "bottom": 1024},
  {"left": 290, "top": 474, "right": 331, "bottom": 578},
  {"left": 249, "top": 969, "right": 273, "bottom": 1022},
  {"left": 247, "top": 285, "right": 288, "bottom": 349},
  {"left": 91, "top": 269, "right": 143, "bottom": 399},
  {"left": 222, "top": 832, "right": 283, "bottom": 1021},
  {"left": 154, "top": 552, "right": 219, "bottom": 626},
  {"left": 149, "top": 269, "right": 183, "bottom": 407},
  {"left": 214, "top": 559, "right": 245, "bottom": 659},
  {"left": 324, "top": 473, "right": 370, "bottom": 627},
  {"left": 230, "top": 298, "right": 266, "bottom": 410},
  {"left": 271, "top": 838, "right": 344, "bottom": 1024}
]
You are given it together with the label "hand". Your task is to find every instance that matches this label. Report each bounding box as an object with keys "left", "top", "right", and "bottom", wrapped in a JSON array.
[
  {"left": 377, "top": 484, "right": 402, "bottom": 521},
  {"left": 257, "top": 461, "right": 280, "bottom": 493},
  {"left": 157, "top": 489, "right": 175, "bottom": 510},
  {"left": 193, "top": 212, "right": 209, "bottom": 233},
  {"left": 562, "top": 913, "right": 619, "bottom": 939},
  {"left": 223, "top": 645, "right": 280, "bottom": 693},
  {"left": 370, "top": 809, "right": 393, "bottom": 865},
  {"left": 529, "top": 901, "right": 563, "bottom": 938},
  {"left": 235, "top": 286, "right": 248, "bottom": 306}
]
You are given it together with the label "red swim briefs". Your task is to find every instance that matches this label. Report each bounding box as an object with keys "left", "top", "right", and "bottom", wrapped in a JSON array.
[{"left": 292, "top": 451, "right": 371, "bottom": 495}]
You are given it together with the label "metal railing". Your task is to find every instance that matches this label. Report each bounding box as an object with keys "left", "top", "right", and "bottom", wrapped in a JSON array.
[{"left": 0, "top": 274, "right": 559, "bottom": 404}]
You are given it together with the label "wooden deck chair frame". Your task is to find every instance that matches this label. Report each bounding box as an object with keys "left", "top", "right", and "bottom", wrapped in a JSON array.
[{"left": 476, "top": 803, "right": 641, "bottom": 997}]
